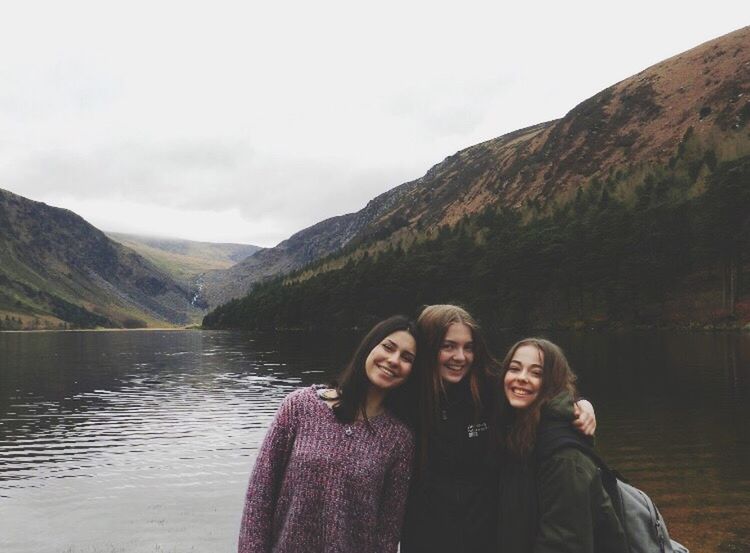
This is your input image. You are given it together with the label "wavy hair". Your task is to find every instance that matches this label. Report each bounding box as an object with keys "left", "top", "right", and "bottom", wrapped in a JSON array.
[
  {"left": 414, "top": 304, "right": 497, "bottom": 470},
  {"left": 498, "top": 338, "right": 577, "bottom": 457}
]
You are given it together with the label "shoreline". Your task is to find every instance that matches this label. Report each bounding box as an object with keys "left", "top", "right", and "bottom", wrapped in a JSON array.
[
  {"left": 0, "top": 326, "right": 200, "bottom": 333},
  {"left": 201, "top": 322, "right": 750, "bottom": 333},
  {"left": 3, "top": 320, "right": 749, "bottom": 333}
]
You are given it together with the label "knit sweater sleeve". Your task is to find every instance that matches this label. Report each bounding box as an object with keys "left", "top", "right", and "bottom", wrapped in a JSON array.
[
  {"left": 376, "top": 428, "right": 415, "bottom": 552},
  {"left": 238, "top": 390, "right": 300, "bottom": 553}
]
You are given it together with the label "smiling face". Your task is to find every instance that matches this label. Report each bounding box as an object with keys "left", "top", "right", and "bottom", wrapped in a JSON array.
[
  {"left": 364, "top": 330, "right": 417, "bottom": 391},
  {"left": 437, "top": 323, "right": 475, "bottom": 384},
  {"left": 504, "top": 344, "right": 544, "bottom": 409}
]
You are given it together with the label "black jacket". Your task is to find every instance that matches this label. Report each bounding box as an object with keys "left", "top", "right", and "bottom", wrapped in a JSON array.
[{"left": 401, "top": 379, "right": 496, "bottom": 553}]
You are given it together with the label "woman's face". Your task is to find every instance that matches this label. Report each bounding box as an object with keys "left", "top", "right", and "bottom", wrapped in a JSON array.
[
  {"left": 504, "top": 344, "right": 543, "bottom": 409},
  {"left": 365, "top": 330, "right": 417, "bottom": 391},
  {"left": 437, "top": 323, "right": 475, "bottom": 384}
]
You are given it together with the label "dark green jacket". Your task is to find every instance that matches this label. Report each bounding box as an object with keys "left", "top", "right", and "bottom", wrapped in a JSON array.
[{"left": 498, "top": 393, "right": 628, "bottom": 553}]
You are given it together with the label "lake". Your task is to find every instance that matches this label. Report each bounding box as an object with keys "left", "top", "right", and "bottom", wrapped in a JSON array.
[{"left": 0, "top": 329, "right": 748, "bottom": 552}]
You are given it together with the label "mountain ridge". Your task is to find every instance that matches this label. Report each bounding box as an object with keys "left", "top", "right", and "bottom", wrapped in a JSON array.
[
  {"left": 0, "top": 188, "right": 202, "bottom": 329},
  {"left": 200, "top": 26, "right": 750, "bottom": 309},
  {"left": 106, "top": 232, "right": 260, "bottom": 288},
  {"left": 199, "top": 178, "right": 421, "bottom": 307}
]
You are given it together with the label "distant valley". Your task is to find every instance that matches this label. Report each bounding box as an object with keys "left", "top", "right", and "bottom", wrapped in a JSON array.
[
  {"left": 106, "top": 232, "right": 260, "bottom": 287},
  {"left": 0, "top": 191, "right": 257, "bottom": 330}
]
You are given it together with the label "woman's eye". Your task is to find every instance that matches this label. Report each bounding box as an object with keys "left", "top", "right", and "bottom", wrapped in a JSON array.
[
  {"left": 531, "top": 370, "right": 543, "bottom": 378},
  {"left": 382, "top": 343, "right": 394, "bottom": 351}
]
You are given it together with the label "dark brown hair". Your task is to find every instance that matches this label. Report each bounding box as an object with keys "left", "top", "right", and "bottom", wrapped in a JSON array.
[
  {"left": 498, "top": 338, "right": 577, "bottom": 457},
  {"left": 331, "top": 315, "right": 417, "bottom": 424}
]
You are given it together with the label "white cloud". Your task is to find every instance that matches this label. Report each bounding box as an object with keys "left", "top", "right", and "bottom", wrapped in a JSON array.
[{"left": 0, "top": 0, "right": 746, "bottom": 246}]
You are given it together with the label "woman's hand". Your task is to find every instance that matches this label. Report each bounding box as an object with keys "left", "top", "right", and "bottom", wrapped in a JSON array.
[{"left": 573, "top": 399, "right": 596, "bottom": 436}]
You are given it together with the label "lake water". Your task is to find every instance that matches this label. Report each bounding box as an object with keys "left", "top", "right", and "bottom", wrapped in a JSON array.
[{"left": 0, "top": 329, "right": 748, "bottom": 553}]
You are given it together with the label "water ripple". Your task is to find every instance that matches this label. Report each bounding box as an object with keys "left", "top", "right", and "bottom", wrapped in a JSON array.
[{"left": 1, "top": 329, "right": 747, "bottom": 553}]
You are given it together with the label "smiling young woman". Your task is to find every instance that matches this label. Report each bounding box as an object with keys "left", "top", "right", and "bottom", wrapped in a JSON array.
[
  {"left": 402, "top": 307, "right": 599, "bottom": 553},
  {"left": 503, "top": 343, "right": 543, "bottom": 409},
  {"left": 237, "top": 315, "right": 418, "bottom": 553},
  {"left": 495, "top": 338, "right": 628, "bottom": 553},
  {"left": 401, "top": 304, "right": 499, "bottom": 553},
  {"left": 363, "top": 329, "right": 416, "bottom": 397}
]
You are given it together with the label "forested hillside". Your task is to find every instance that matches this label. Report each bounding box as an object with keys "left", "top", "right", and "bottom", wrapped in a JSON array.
[
  {"left": 204, "top": 151, "right": 750, "bottom": 331},
  {"left": 201, "top": 26, "right": 750, "bottom": 321}
]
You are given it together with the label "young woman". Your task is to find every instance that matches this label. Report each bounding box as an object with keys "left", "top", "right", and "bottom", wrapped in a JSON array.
[
  {"left": 401, "top": 305, "right": 596, "bottom": 553},
  {"left": 496, "top": 338, "right": 627, "bottom": 553},
  {"left": 238, "top": 315, "right": 418, "bottom": 553},
  {"left": 401, "top": 304, "right": 498, "bottom": 552}
]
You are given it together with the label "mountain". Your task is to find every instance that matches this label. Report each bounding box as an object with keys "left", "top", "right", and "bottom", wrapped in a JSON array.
[
  {"left": 199, "top": 182, "right": 419, "bottom": 307},
  {"left": 0, "top": 189, "right": 202, "bottom": 329},
  {"left": 201, "top": 26, "right": 750, "bottom": 309},
  {"left": 203, "top": 26, "right": 750, "bottom": 330},
  {"left": 106, "top": 232, "right": 260, "bottom": 287}
]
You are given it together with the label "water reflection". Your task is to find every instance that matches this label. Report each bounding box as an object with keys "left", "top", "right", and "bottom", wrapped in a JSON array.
[
  {"left": 0, "top": 330, "right": 748, "bottom": 552},
  {"left": 535, "top": 330, "right": 750, "bottom": 552},
  {"left": 0, "top": 330, "right": 336, "bottom": 553}
]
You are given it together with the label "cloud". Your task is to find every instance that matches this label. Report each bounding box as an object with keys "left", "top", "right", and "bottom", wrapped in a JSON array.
[
  {"left": 48, "top": 196, "right": 288, "bottom": 246},
  {"left": 0, "top": 0, "right": 744, "bottom": 246},
  {"left": 386, "top": 75, "right": 515, "bottom": 136},
  {"left": 2, "top": 140, "right": 412, "bottom": 246},
  {"left": 6, "top": 140, "right": 404, "bottom": 200}
]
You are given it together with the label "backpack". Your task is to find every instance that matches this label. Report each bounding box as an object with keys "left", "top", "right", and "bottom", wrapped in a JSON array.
[
  {"left": 557, "top": 444, "right": 689, "bottom": 553},
  {"left": 606, "top": 473, "right": 688, "bottom": 553}
]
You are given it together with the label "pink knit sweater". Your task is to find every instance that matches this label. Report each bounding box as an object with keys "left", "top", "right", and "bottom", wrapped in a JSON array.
[{"left": 238, "top": 386, "right": 415, "bottom": 553}]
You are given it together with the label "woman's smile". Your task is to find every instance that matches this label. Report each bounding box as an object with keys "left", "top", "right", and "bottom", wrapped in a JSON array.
[
  {"left": 504, "top": 344, "right": 543, "bottom": 409},
  {"left": 438, "top": 323, "right": 475, "bottom": 384},
  {"left": 365, "top": 330, "right": 416, "bottom": 390},
  {"left": 377, "top": 363, "right": 397, "bottom": 378}
]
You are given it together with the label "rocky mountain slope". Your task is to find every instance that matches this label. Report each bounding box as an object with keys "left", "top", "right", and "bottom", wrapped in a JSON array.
[
  {"left": 201, "top": 26, "right": 750, "bottom": 309},
  {"left": 199, "top": 181, "right": 419, "bottom": 307},
  {"left": 0, "top": 189, "right": 201, "bottom": 329}
]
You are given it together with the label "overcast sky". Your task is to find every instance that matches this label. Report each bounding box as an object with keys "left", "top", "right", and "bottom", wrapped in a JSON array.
[{"left": 0, "top": 1, "right": 746, "bottom": 247}]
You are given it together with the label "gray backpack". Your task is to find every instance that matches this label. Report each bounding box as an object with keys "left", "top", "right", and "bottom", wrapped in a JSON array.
[
  {"left": 610, "top": 477, "right": 688, "bottom": 553},
  {"left": 577, "top": 446, "right": 689, "bottom": 553}
]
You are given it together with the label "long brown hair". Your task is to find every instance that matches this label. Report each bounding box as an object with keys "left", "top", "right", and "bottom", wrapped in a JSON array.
[
  {"left": 415, "top": 304, "right": 496, "bottom": 470},
  {"left": 331, "top": 315, "right": 417, "bottom": 424},
  {"left": 499, "top": 338, "right": 577, "bottom": 457}
]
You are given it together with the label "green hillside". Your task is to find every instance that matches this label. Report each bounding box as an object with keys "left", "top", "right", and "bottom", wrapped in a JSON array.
[
  {"left": 203, "top": 28, "right": 750, "bottom": 331},
  {"left": 106, "top": 232, "right": 260, "bottom": 286},
  {"left": 0, "top": 190, "right": 201, "bottom": 330},
  {"left": 203, "top": 151, "right": 750, "bottom": 331}
]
